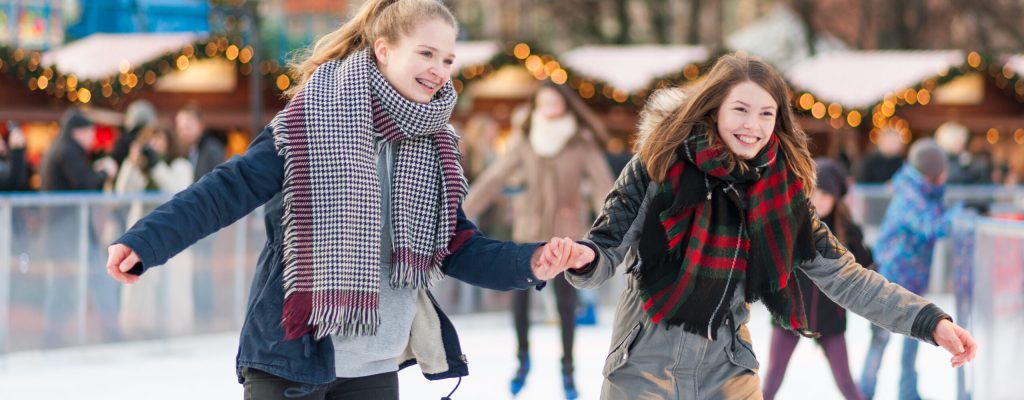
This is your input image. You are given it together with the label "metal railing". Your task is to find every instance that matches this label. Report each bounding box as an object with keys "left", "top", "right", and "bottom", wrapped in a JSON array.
[
  {"left": 0, "top": 186, "right": 1022, "bottom": 361},
  {"left": 0, "top": 192, "right": 265, "bottom": 356}
]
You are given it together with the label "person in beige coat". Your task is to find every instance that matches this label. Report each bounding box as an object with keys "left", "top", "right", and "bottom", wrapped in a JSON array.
[
  {"left": 114, "top": 125, "right": 195, "bottom": 338},
  {"left": 463, "top": 82, "right": 614, "bottom": 399}
]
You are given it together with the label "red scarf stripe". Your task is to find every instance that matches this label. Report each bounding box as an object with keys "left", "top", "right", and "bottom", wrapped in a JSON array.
[
  {"left": 667, "top": 162, "right": 685, "bottom": 180},
  {"left": 637, "top": 131, "right": 816, "bottom": 338},
  {"left": 760, "top": 218, "right": 789, "bottom": 282},
  {"left": 647, "top": 216, "right": 710, "bottom": 319},
  {"left": 649, "top": 265, "right": 699, "bottom": 323}
]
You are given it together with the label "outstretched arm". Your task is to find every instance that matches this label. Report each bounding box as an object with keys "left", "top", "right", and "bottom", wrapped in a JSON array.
[
  {"left": 801, "top": 213, "right": 976, "bottom": 366},
  {"left": 108, "top": 127, "right": 283, "bottom": 282}
]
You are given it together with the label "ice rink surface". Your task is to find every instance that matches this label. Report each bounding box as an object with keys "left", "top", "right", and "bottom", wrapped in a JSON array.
[{"left": 0, "top": 294, "right": 962, "bottom": 399}]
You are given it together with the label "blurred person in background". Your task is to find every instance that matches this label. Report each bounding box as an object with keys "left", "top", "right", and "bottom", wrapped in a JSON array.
[
  {"left": 463, "top": 82, "right": 614, "bottom": 399},
  {"left": 175, "top": 102, "right": 225, "bottom": 181},
  {"left": 460, "top": 113, "right": 502, "bottom": 182},
  {"left": 0, "top": 122, "right": 30, "bottom": 191},
  {"left": 114, "top": 125, "right": 195, "bottom": 337},
  {"left": 855, "top": 126, "right": 905, "bottom": 184},
  {"left": 763, "top": 158, "right": 872, "bottom": 400},
  {"left": 859, "top": 138, "right": 965, "bottom": 400},
  {"left": 111, "top": 99, "right": 158, "bottom": 166},
  {"left": 934, "top": 121, "right": 980, "bottom": 185},
  {"left": 39, "top": 108, "right": 121, "bottom": 345},
  {"left": 40, "top": 108, "right": 117, "bottom": 191}
]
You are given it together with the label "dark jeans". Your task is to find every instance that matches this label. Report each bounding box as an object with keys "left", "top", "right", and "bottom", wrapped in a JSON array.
[
  {"left": 242, "top": 368, "right": 399, "bottom": 400},
  {"left": 513, "top": 274, "right": 577, "bottom": 374}
]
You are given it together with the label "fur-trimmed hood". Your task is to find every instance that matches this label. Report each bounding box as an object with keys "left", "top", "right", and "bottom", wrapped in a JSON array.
[{"left": 636, "top": 87, "right": 688, "bottom": 147}]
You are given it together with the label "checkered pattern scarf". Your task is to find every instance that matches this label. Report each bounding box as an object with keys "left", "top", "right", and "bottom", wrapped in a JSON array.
[
  {"left": 271, "top": 49, "right": 466, "bottom": 340},
  {"left": 635, "top": 128, "right": 816, "bottom": 340}
]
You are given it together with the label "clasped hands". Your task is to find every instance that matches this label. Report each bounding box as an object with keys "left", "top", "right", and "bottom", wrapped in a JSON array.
[{"left": 530, "top": 237, "right": 595, "bottom": 281}]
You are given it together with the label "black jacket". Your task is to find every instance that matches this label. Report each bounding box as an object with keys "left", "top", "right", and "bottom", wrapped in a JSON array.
[
  {"left": 0, "top": 148, "right": 29, "bottom": 191},
  {"left": 190, "top": 134, "right": 226, "bottom": 181},
  {"left": 39, "top": 134, "right": 107, "bottom": 191}
]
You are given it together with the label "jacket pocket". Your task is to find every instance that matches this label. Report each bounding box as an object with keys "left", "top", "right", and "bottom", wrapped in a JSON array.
[
  {"left": 602, "top": 321, "right": 644, "bottom": 377},
  {"left": 724, "top": 323, "right": 759, "bottom": 372}
]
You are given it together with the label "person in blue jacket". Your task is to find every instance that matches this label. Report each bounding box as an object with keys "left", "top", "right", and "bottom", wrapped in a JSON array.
[
  {"left": 105, "top": 1, "right": 592, "bottom": 399},
  {"left": 859, "top": 138, "right": 964, "bottom": 400}
]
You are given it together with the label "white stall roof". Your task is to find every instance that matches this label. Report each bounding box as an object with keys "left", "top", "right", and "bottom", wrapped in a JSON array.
[
  {"left": 785, "top": 50, "right": 964, "bottom": 109},
  {"left": 42, "top": 33, "right": 202, "bottom": 80},
  {"left": 452, "top": 41, "right": 500, "bottom": 73},
  {"left": 560, "top": 45, "right": 709, "bottom": 93}
]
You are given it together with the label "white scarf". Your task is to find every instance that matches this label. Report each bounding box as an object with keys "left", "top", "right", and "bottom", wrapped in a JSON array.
[{"left": 528, "top": 111, "right": 578, "bottom": 157}]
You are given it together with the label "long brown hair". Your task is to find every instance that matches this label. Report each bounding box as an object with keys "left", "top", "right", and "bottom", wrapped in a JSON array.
[
  {"left": 829, "top": 200, "right": 852, "bottom": 244},
  {"left": 519, "top": 82, "right": 609, "bottom": 144},
  {"left": 285, "top": 0, "right": 458, "bottom": 98},
  {"left": 637, "top": 54, "right": 816, "bottom": 196}
]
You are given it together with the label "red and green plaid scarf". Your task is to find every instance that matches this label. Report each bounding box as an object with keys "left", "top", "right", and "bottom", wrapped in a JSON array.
[{"left": 635, "top": 129, "right": 817, "bottom": 339}]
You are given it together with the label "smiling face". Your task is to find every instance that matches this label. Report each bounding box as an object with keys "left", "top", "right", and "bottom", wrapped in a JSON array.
[
  {"left": 534, "top": 87, "right": 568, "bottom": 119},
  {"left": 714, "top": 80, "right": 778, "bottom": 160},
  {"left": 374, "top": 18, "right": 457, "bottom": 104}
]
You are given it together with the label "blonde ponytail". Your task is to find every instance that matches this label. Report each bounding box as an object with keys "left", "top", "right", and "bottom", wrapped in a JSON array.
[{"left": 285, "top": 0, "right": 457, "bottom": 98}]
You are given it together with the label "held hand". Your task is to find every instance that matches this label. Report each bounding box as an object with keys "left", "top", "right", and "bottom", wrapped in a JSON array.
[
  {"left": 530, "top": 237, "right": 596, "bottom": 281},
  {"left": 933, "top": 319, "right": 977, "bottom": 367},
  {"left": 106, "top": 244, "right": 141, "bottom": 284},
  {"left": 571, "top": 242, "right": 595, "bottom": 269}
]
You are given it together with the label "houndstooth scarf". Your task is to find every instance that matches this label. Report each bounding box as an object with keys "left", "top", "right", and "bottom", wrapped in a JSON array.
[{"left": 272, "top": 49, "right": 466, "bottom": 340}]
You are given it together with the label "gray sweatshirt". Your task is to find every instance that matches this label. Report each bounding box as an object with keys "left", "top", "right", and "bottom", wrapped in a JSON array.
[{"left": 331, "top": 139, "right": 418, "bottom": 378}]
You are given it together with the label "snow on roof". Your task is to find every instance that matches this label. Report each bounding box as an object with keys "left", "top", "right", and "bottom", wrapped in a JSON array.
[
  {"left": 785, "top": 50, "right": 964, "bottom": 109},
  {"left": 452, "top": 41, "right": 500, "bottom": 74},
  {"left": 560, "top": 45, "right": 709, "bottom": 93},
  {"left": 42, "top": 32, "right": 202, "bottom": 80},
  {"left": 726, "top": 5, "right": 848, "bottom": 70},
  {"left": 1007, "top": 54, "right": 1024, "bottom": 78}
]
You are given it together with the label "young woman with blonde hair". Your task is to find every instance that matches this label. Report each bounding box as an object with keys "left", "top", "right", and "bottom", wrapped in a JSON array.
[{"left": 106, "top": 1, "right": 587, "bottom": 398}]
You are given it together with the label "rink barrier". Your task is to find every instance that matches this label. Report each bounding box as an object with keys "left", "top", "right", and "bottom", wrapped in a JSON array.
[{"left": 0, "top": 186, "right": 1022, "bottom": 362}]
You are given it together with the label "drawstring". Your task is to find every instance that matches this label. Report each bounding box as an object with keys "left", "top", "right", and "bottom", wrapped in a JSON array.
[
  {"left": 441, "top": 377, "right": 462, "bottom": 400},
  {"left": 707, "top": 221, "right": 744, "bottom": 339}
]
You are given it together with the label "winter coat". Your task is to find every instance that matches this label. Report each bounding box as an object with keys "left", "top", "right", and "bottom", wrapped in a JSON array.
[
  {"left": 39, "top": 132, "right": 107, "bottom": 191},
  {"left": 563, "top": 89, "right": 951, "bottom": 399},
  {"left": 875, "top": 164, "right": 955, "bottom": 294},
  {"left": 463, "top": 130, "right": 613, "bottom": 242},
  {"left": 115, "top": 127, "right": 544, "bottom": 388}
]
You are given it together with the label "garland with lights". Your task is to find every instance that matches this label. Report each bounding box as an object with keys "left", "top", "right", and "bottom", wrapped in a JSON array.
[
  {"left": 450, "top": 41, "right": 720, "bottom": 108},
  {"left": 4, "top": 36, "right": 1022, "bottom": 135},
  {"left": 0, "top": 35, "right": 293, "bottom": 108},
  {"left": 791, "top": 51, "right": 1024, "bottom": 137}
]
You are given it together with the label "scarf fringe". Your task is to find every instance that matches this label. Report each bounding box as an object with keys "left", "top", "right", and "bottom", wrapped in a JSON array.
[
  {"left": 274, "top": 91, "right": 319, "bottom": 340},
  {"left": 312, "top": 303, "right": 381, "bottom": 338},
  {"left": 390, "top": 248, "right": 450, "bottom": 288}
]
